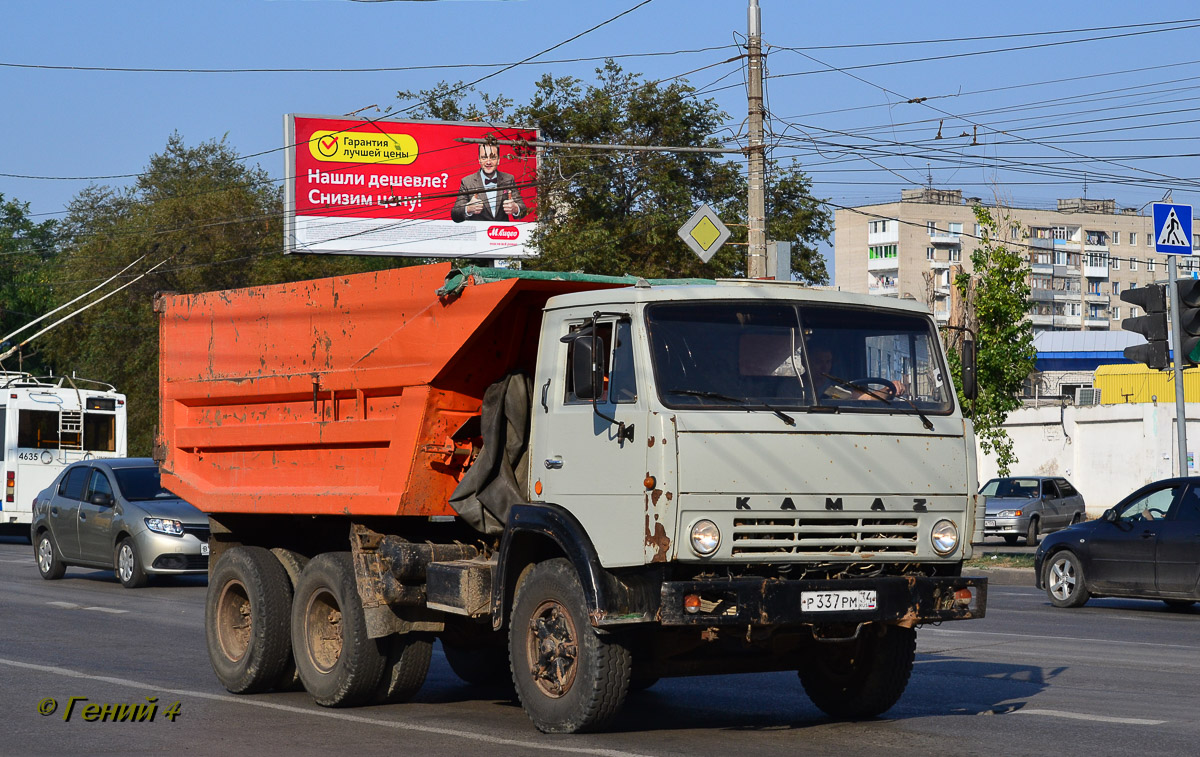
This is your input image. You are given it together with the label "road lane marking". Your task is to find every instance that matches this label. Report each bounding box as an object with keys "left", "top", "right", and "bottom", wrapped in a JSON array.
[
  {"left": 45, "top": 601, "right": 127, "bottom": 614},
  {"left": 923, "top": 627, "right": 1200, "bottom": 651},
  {"left": 1014, "top": 708, "right": 1165, "bottom": 726},
  {"left": 0, "top": 657, "right": 655, "bottom": 757}
]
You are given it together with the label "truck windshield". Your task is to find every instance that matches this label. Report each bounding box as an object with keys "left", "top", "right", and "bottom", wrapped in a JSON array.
[{"left": 646, "top": 302, "right": 953, "bottom": 415}]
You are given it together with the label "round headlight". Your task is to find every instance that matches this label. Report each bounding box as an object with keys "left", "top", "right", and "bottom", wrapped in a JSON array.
[
  {"left": 689, "top": 519, "right": 720, "bottom": 557},
  {"left": 931, "top": 519, "right": 959, "bottom": 555}
]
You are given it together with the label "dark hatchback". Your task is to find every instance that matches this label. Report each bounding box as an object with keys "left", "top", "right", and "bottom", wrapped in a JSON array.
[{"left": 1035, "top": 477, "right": 1200, "bottom": 609}]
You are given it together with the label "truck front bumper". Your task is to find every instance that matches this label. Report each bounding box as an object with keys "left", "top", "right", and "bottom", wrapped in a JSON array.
[{"left": 659, "top": 574, "right": 986, "bottom": 626}]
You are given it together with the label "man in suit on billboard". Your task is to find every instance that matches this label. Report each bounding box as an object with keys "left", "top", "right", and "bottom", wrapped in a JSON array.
[{"left": 451, "top": 139, "right": 528, "bottom": 223}]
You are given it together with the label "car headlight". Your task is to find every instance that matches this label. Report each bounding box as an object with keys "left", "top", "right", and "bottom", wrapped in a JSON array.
[
  {"left": 689, "top": 519, "right": 720, "bottom": 557},
  {"left": 997, "top": 509, "right": 1021, "bottom": 517},
  {"left": 145, "top": 517, "right": 184, "bottom": 536},
  {"left": 931, "top": 519, "right": 959, "bottom": 555}
]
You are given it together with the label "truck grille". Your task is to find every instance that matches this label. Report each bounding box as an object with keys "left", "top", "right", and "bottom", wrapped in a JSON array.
[{"left": 731, "top": 515, "right": 919, "bottom": 556}]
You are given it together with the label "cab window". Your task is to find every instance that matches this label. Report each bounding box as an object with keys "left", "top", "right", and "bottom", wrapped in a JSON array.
[
  {"left": 1119, "top": 486, "right": 1181, "bottom": 522},
  {"left": 563, "top": 320, "right": 636, "bottom": 405}
]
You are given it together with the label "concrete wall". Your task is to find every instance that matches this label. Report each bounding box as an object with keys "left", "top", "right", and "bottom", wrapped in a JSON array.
[{"left": 976, "top": 402, "right": 1200, "bottom": 514}]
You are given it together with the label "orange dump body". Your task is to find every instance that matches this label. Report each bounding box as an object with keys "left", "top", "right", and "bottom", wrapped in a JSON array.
[{"left": 157, "top": 263, "right": 616, "bottom": 517}]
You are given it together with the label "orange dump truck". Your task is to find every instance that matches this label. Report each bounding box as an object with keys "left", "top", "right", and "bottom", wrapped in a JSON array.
[{"left": 157, "top": 262, "right": 986, "bottom": 733}]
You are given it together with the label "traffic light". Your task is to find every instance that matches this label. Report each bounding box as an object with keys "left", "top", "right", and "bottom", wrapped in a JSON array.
[
  {"left": 1176, "top": 279, "right": 1200, "bottom": 366},
  {"left": 1120, "top": 284, "right": 1168, "bottom": 369}
]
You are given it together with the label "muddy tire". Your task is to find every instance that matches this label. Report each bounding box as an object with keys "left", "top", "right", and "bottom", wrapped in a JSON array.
[
  {"left": 206, "top": 546, "right": 294, "bottom": 694},
  {"left": 291, "top": 552, "right": 387, "bottom": 707},
  {"left": 509, "top": 558, "right": 631, "bottom": 733},
  {"left": 799, "top": 624, "right": 916, "bottom": 719},
  {"left": 374, "top": 633, "right": 433, "bottom": 704},
  {"left": 269, "top": 548, "right": 310, "bottom": 692},
  {"left": 443, "top": 641, "right": 512, "bottom": 687},
  {"left": 35, "top": 531, "right": 66, "bottom": 580}
]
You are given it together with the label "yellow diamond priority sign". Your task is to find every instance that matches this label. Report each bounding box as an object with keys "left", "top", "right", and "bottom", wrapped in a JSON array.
[{"left": 677, "top": 204, "right": 731, "bottom": 263}]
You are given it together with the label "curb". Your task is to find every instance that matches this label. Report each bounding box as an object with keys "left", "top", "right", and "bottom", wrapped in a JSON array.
[{"left": 965, "top": 567, "right": 1034, "bottom": 587}]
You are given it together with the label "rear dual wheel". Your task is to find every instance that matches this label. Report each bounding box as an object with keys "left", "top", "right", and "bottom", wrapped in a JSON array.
[
  {"left": 799, "top": 624, "right": 916, "bottom": 719},
  {"left": 206, "top": 546, "right": 294, "bottom": 694}
]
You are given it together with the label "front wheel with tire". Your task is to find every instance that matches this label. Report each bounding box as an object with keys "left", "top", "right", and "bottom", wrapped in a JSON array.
[
  {"left": 116, "top": 537, "right": 149, "bottom": 589},
  {"left": 1025, "top": 518, "right": 1040, "bottom": 546},
  {"left": 291, "top": 552, "right": 386, "bottom": 707},
  {"left": 799, "top": 624, "right": 916, "bottom": 719},
  {"left": 1044, "top": 550, "right": 1089, "bottom": 608},
  {"left": 35, "top": 532, "right": 66, "bottom": 580},
  {"left": 509, "top": 558, "right": 631, "bottom": 734},
  {"left": 206, "top": 546, "right": 295, "bottom": 694}
]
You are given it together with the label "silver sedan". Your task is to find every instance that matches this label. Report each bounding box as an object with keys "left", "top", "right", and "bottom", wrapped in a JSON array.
[{"left": 30, "top": 458, "right": 208, "bottom": 588}]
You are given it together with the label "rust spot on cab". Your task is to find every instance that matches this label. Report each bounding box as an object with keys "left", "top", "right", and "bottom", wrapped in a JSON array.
[{"left": 647, "top": 436, "right": 656, "bottom": 448}]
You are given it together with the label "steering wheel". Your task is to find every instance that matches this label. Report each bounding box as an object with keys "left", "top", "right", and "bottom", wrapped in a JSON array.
[
  {"left": 1144, "top": 508, "right": 1167, "bottom": 520},
  {"left": 851, "top": 377, "right": 898, "bottom": 398}
]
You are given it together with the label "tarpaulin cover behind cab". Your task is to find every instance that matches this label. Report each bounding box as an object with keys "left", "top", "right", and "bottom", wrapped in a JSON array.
[{"left": 449, "top": 372, "right": 533, "bottom": 535}]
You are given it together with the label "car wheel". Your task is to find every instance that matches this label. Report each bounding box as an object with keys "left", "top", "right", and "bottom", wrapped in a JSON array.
[
  {"left": 1071, "top": 513, "right": 1083, "bottom": 525},
  {"left": 1163, "top": 599, "right": 1196, "bottom": 611},
  {"left": 206, "top": 546, "right": 295, "bottom": 694},
  {"left": 291, "top": 552, "right": 387, "bottom": 707},
  {"left": 1025, "top": 518, "right": 1040, "bottom": 546},
  {"left": 1044, "top": 550, "right": 1089, "bottom": 608},
  {"left": 1002, "top": 534, "right": 1018, "bottom": 546},
  {"left": 35, "top": 532, "right": 66, "bottom": 580},
  {"left": 509, "top": 558, "right": 632, "bottom": 733},
  {"left": 115, "top": 537, "right": 149, "bottom": 589}
]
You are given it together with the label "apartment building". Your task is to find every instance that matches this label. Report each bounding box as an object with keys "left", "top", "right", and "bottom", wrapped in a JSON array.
[{"left": 834, "top": 188, "right": 1200, "bottom": 330}]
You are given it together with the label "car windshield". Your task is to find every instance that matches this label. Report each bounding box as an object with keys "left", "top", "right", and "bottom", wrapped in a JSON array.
[
  {"left": 645, "top": 302, "right": 953, "bottom": 413},
  {"left": 112, "top": 467, "right": 176, "bottom": 501},
  {"left": 981, "top": 478, "right": 1040, "bottom": 498}
]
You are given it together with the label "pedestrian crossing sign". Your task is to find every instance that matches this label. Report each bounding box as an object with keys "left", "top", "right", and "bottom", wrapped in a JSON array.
[{"left": 1153, "top": 202, "right": 1193, "bottom": 255}]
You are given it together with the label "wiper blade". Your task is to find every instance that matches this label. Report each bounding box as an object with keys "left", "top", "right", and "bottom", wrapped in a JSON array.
[
  {"left": 666, "top": 388, "right": 796, "bottom": 427},
  {"left": 821, "top": 374, "right": 933, "bottom": 431}
]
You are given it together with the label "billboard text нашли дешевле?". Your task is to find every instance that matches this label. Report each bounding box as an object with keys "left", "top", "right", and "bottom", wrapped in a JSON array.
[{"left": 284, "top": 114, "right": 538, "bottom": 258}]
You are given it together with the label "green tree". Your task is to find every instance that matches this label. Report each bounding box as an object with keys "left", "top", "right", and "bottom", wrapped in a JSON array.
[
  {"left": 0, "top": 194, "right": 58, "bottom": 374},
  {"left": 41, "top": 134, "right": 390, "bottom": 455},
  {"left": 948, "top": 205, "right": 1036, "bottom": 475},
  {"left": 398, "top": 62, "right": 831, "bottom": 280}
]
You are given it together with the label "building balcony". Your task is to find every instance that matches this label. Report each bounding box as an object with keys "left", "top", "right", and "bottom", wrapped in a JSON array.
[
  {"left": 867, "top": 256, "right": 899, "bottom": 272},
  {"left": 1031, "top": 263, "right": 1054, "bottom": 274},
  {"left": 1028, "top": 313, "right": 1055, "bottom": 326},
  {"left": 928, "top": 259, "right": 950, "bottom": 270},
  {"left": 1030, "top": 238, "right": 1055, "bottom": 249},
  {"left": 1052, "top": 291, "right": 1082, "bottom": 301},
  {"left": 1084, "top": 264, "right": 1109, "bottom": 278},
  {"left": 1084, "top": 292, "right": 1109, "bottom": 303},
  {"left": 868, "top": 230, "right": 900, "bottom": 245},
  {"left": 868, "top": 285, "right": 899, "bottom": 296},
  {"left": 928, "top": 233, "right": 961, "bottom": 246},
  {"left": 1030, "top": 288, "right": 1055, "bottom": 302},
  {"left": 932, "top": 309, "right": 949, "bottom": 323},
  {"left": 1084, "top": 318, "right": 1110, "bottom": 329}
]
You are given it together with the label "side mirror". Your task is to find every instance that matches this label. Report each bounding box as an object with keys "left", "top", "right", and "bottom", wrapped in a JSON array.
[
  {"left": 90, "top": 492, "right": 113, "bottom": 508},
  {"left": 1102, "top": 508, "right": 1117, "bottom": 523},
  {"left": 961, "top": 339, "right": 978, "bottom": 400},
  {"left": 570, "top": 334, "right": 605, "bottom": 400}
]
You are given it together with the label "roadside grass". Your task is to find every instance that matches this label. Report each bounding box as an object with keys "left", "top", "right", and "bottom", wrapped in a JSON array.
[{"left": 964, "top": 553, "right": 1036, "bottom": 569}]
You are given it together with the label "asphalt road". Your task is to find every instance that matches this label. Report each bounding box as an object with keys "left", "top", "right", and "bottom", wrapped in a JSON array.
[{"left": 2, "top": 534, "right": 1196, "bottom": 757}]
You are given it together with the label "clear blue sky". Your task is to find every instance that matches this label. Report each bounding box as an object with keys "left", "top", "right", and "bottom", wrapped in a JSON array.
[{"left": 5, "top": 0, "right": 1200, "bottom": 282}]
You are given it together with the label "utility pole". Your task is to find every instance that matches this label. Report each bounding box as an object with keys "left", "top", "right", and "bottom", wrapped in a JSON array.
[{"left": 746, "top": 0, "right": 767, "bottom": 278}]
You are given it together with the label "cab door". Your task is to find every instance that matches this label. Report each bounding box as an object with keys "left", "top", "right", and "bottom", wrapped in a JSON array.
[
  {"left": 1156, "top": 484, "right": 1200, "bottom": 595},
  {"left": 76, "top": 468, "right": 118, "bottom": 564},
  {"left": 47, "top": 466, "right": 90, "bottom": 560},
  {"left": 530, "top": 315, "right": 649, "bottom": 567}
]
